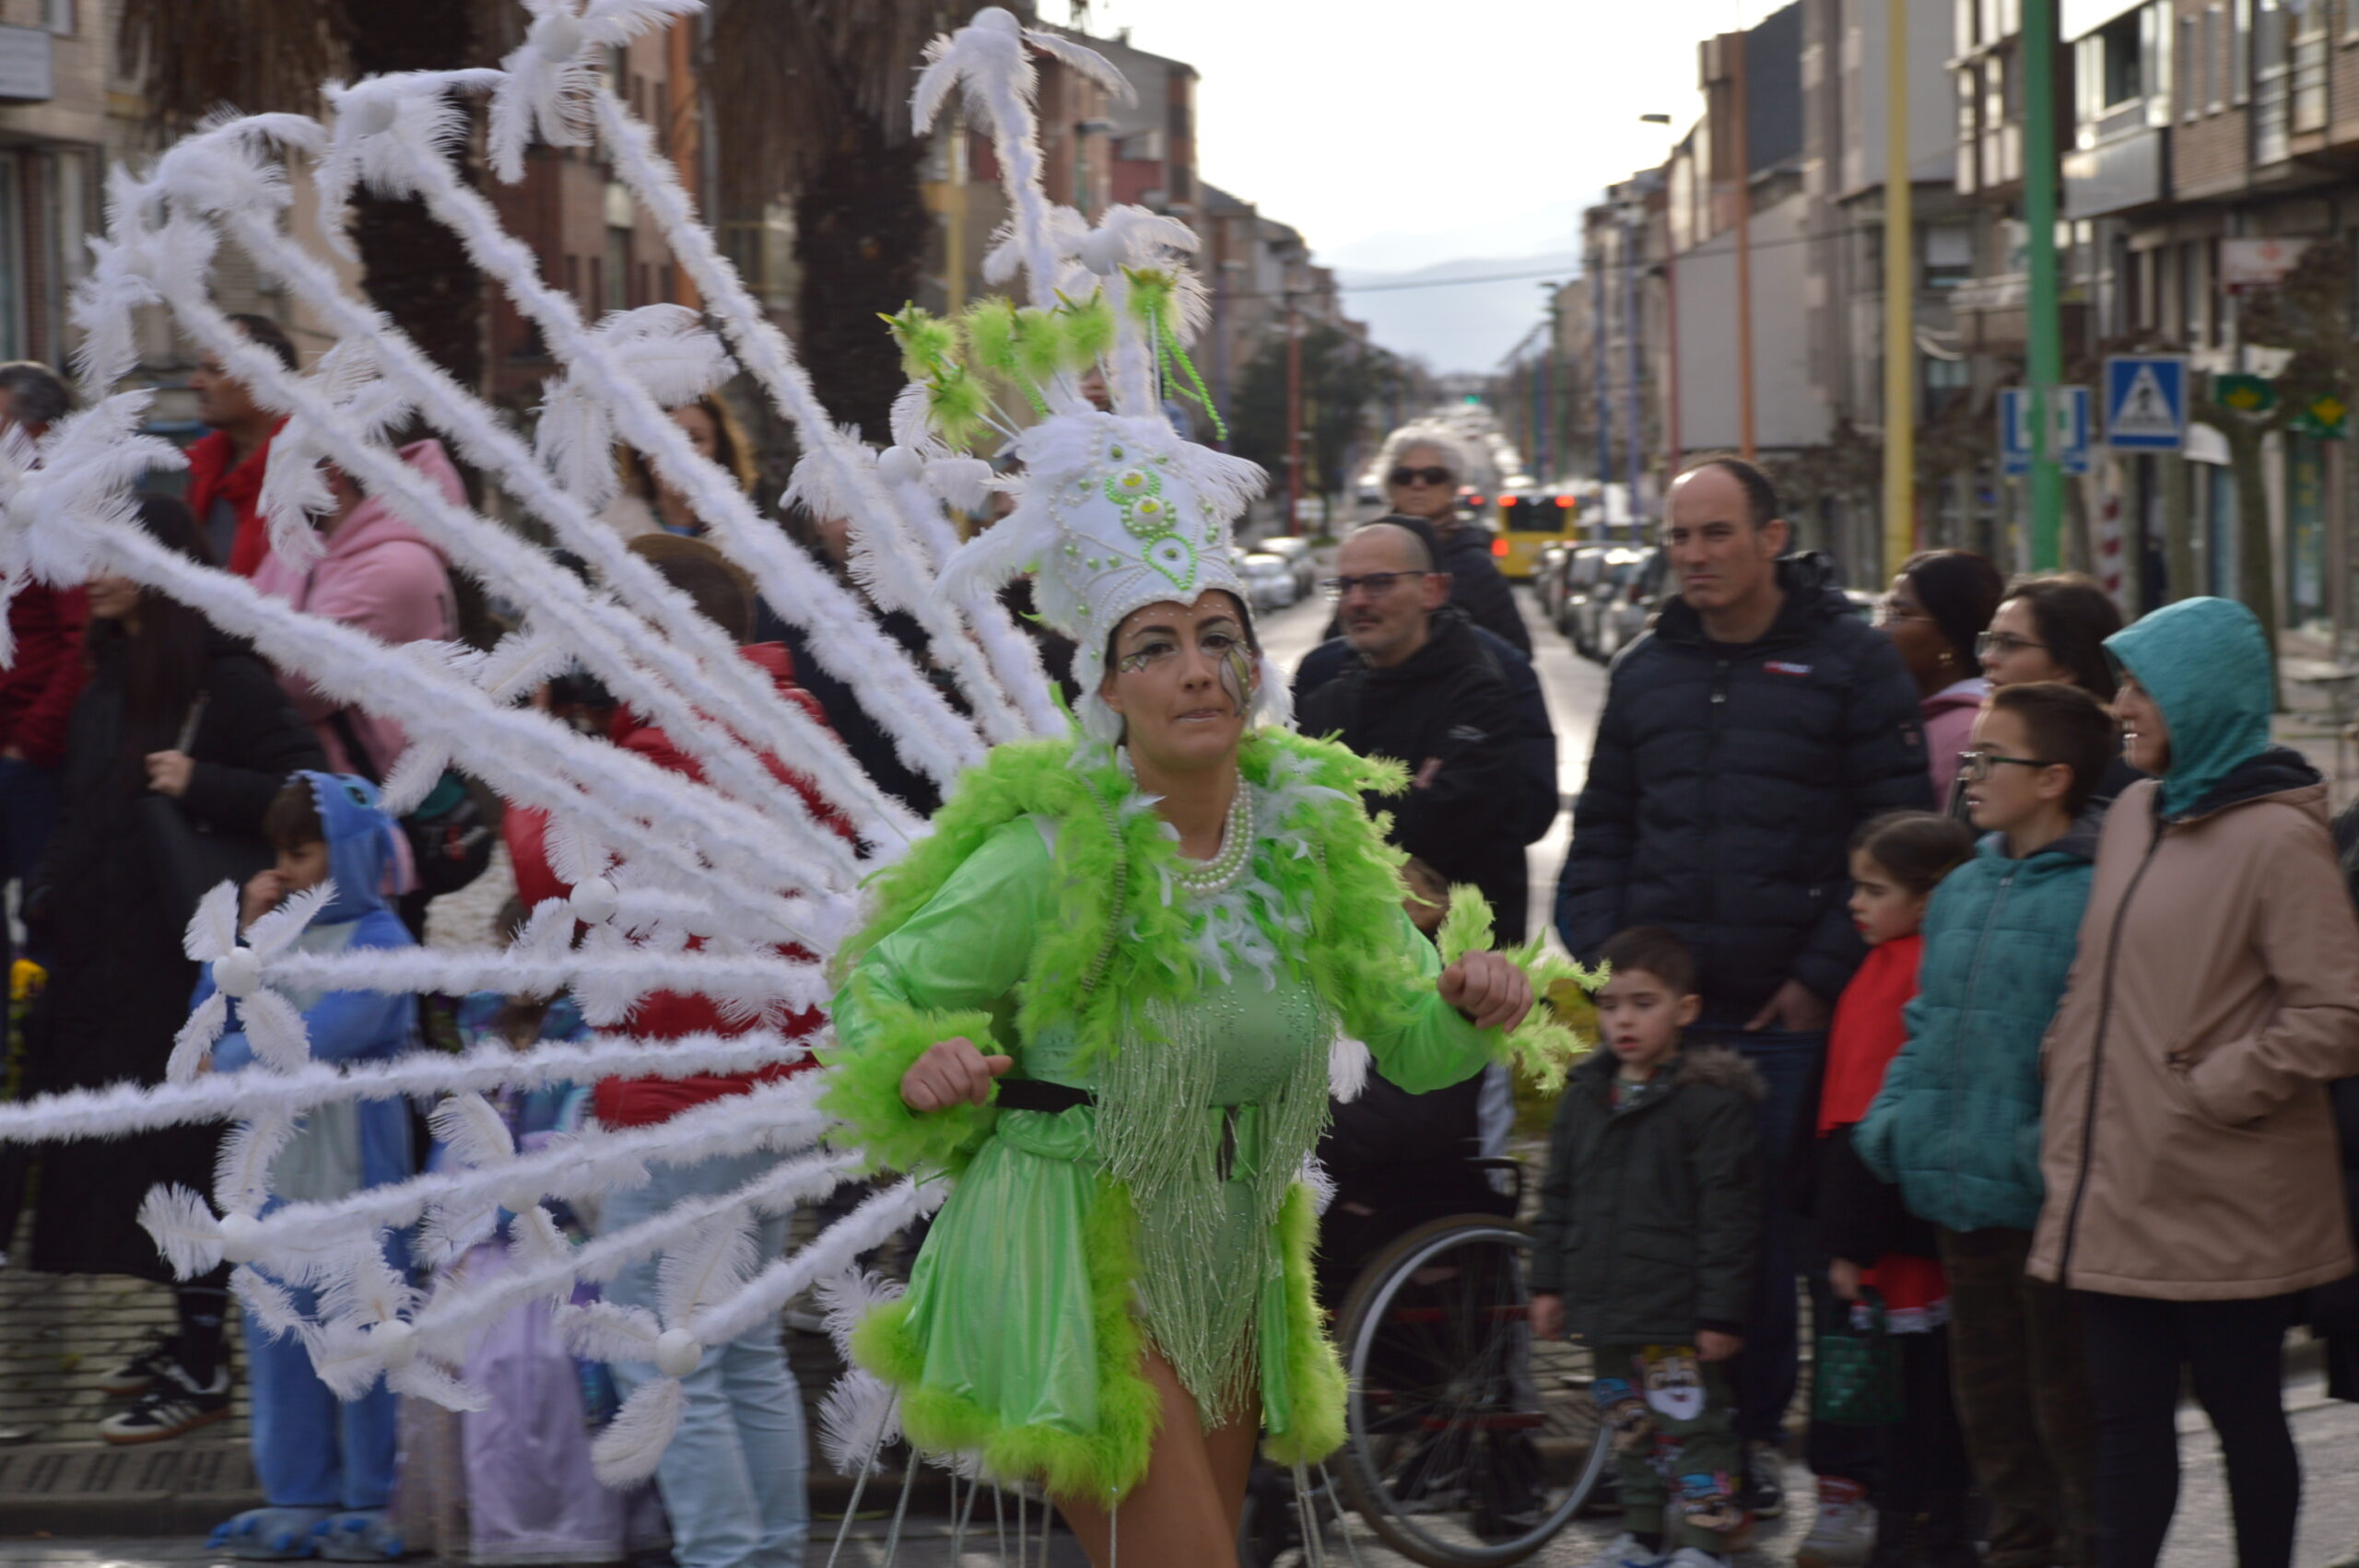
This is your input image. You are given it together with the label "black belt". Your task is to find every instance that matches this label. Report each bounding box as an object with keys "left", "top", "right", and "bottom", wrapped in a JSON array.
[{"left": 994, "top": 1079, "right": 1097, "bottom": 1114}]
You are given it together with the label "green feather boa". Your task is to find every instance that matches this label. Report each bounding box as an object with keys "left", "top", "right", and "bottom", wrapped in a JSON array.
[{"left": 821, "top": 726, "right": 1587, "bottom": 1496}]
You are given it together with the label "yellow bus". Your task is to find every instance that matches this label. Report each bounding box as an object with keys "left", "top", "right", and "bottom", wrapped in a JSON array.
[{"left": 1486, "top": 492, "right": 1581, "bottom": 580}]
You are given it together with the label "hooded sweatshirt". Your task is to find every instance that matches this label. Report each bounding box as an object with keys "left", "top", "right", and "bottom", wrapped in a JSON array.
[
  {"left": 198, "top": 772, "right": 417, "bottom": 1202},
  {"left": 2028, "top": 597, "right": 2359, "bottom": 1299},
  {"left": 251, "top": 439, "right": 460, "bottom": 778}
]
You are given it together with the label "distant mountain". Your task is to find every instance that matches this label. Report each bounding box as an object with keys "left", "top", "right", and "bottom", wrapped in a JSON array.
[{"left": 1331, "top": 251, "right": 1582, "bottom": 376}]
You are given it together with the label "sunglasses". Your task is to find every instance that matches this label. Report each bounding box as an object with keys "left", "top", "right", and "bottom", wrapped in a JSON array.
[
  {"left": 1389, "top": 466, "right": 1453, "bottom": 487},
  {"left": 1320, "top": 571, "right": 1425, "bottom": 599}
]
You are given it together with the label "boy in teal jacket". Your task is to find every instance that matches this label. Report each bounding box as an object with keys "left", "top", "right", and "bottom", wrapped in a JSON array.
[{"left": 1855, "top": 682, "right": 2116, "bottom": 1568}]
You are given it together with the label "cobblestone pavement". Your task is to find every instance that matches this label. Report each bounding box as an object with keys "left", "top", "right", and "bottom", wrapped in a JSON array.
[{"left": 11, "top": 1375, "right": 2357, "bottom": 1565}]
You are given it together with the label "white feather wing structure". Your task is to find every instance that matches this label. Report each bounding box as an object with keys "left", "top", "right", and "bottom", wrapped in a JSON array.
[
  {"left": 239, "top": 988, "right": 314, "bottom": 1074},
  {"left": 655, "top": 1209, "right": 758, "bottom": 1328},
  {"left": 245, "top": 881, "right": 334, "bottom": 958},
  {"left": 813, "top": 1265, "right": 904, "bottom": 1364},
  {"left": 182, "top": 881, "right": 241, "bottom": 965},
  {"left": 166, "top": 992, "right": 230, "bottom": 1084},
  {"left": 215, "top": 1111, "right": 299, "bottom": 1218},
  {"left": 591, "top": 1375, "right": 685, "bottom": 1485}
]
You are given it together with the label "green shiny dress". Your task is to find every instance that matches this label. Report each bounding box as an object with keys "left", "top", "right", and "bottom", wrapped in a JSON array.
[{"left": 825, "top": 733, "right": 1512, "bottom": 1502}]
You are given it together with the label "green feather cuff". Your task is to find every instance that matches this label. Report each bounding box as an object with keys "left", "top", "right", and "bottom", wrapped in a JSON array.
[
  {"left": 818, "top": 979, "right": 998, "bottom": 1175},
  {"left": 1437, "top": 884, "right": 1600, "bottom": 1094},
  {"left": 1262, "top": 1181, "right": 1347, "bottom": 1469}
]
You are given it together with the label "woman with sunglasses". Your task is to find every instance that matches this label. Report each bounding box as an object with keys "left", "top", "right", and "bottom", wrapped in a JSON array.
[
  {"left": 1976, "top": 574, "right": 2142, "bottom": 814},
  {"left": 1877, "top": 550, "right": 2007, "bottom": 802},
  {"left": 1367, "top": 426, "right": 1531, "bottom": 654}
]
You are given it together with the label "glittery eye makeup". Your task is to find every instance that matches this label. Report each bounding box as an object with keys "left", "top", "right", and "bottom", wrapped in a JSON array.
[{"left": 1217, "top": 640, "right": 1254, "bottom": 716}]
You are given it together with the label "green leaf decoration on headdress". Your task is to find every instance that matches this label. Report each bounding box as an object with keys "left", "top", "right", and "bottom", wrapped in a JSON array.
[
  {"left": 960, "top": 297, "right": 1022, "bottom": 378},
  {"left": 883, "top": 303, "right": 959, "bottom": 380},
  {"left": 925, "top": 364, "right": 992, "bottom": 450},
  {"left": 1059, "top": 293, "right": 1117, "bottom": 371},
  {"left": 1014, "top": 307, "right": 1066, "bottom": 387},
  {"left": 1121, "top": 266, "right": 1227, "bottom": 440}
]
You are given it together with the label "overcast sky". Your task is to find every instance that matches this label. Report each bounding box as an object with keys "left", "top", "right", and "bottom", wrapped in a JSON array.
[{"left": 1077, "top": 0, "right": 1788, "bottom": 369}]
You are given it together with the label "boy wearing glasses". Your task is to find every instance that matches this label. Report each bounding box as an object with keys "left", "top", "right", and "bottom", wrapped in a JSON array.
[{"left": 1854, "top": 681, "right": 2119, "bottom": 1568}]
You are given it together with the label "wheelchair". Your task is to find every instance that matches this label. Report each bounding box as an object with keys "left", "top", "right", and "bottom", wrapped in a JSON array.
[{"left": 1241, "top": 1160, "right": 1610, "bottom": 1567}]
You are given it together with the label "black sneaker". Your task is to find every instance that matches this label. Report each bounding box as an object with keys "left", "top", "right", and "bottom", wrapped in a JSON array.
[
  {"left": 96, "top": 1332, "right": 183, "bottom": 1397},
  {"left": 1740, "top": 1439, "right": 1786, "bottom": 1520},
  {"left": 97, "top": 1363, "right": 230, "bottom": 1445}
]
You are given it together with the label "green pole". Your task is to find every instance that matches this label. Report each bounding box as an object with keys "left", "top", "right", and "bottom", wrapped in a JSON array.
[{"left": 2023, "top": 0, "right": 2063, "bottom": 568}]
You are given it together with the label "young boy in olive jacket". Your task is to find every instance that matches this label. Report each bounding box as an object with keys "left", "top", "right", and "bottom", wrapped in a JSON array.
[{"left": 1531, "top": 928, "right": 1764, "bottom": 1568}]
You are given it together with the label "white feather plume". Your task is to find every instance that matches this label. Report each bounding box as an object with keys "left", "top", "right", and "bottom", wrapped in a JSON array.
[
  {"left": 655, "top": 1208, "right": 758, "bottom": 1328},
  {"left": 591, "top": 1375, "right": 685, "bottom": 1484},
  {"left": 557, "top": 1299, "right": 664, "bottom": 1363},
  {"left": 247, "top": 880, "right": 335, "bottom": 958},
  {"left": 428, "top": 1093, "right": 515, "bottom": 1169},
  {"left": 183, "top": 880, "right": 241, "bottom": 963},
  {"left": 215, "top": 1111, "right": 299, "bottom": 1217},
  {"left": 229, "top": 1264, "right": 322, "bottom": 1351},
  {"left": 389, "top": 1355, "right": 492, "bottom": 1413},
  {"left": 239, "top": 987, "right": 314, "bottom": 1073},
  {"left": 166, "top": 991, "right": 230, "bottom": 1084},
  {"left": 811, "top": 1265, "right": 904, "bottom": 1364},
  {"left": 137, "top": 1185, "right": 226, "bottom": 1280},
  {"left": 816, "top": 1368, "right": 903, "bottom": 1475}
]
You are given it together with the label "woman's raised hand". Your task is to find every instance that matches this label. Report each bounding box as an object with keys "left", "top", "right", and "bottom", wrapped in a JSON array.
[
  {"left": 1438, "top": 951, "right": 1533, "bottom": 1032},
  {"left": 899, "top": 1036, "right": 1015, "bottom": 1113}
]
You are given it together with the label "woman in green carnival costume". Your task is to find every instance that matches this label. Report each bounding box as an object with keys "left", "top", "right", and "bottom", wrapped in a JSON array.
[{"left": 821, "top": 398, "right": 1578, "bottom": 1565}]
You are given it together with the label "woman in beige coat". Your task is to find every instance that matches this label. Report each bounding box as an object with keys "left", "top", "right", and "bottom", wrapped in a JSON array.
[{"left": 2032, "top": 596, "right": 2359, "bottom": 1568}]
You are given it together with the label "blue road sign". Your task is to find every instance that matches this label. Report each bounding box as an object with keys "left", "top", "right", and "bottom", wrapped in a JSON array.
[
  {"left": 2001, "top": 388, "right": 2031, "bottom": 476},
  {"left": 2104, "top": 355, "right": 2189, "bottom": 451},
  {"left": 2056, "top": 385, "right": 2092, "bottom": 476},
  {"left": 2001, "top": 386, "right": 2091, "bottom": 476}
]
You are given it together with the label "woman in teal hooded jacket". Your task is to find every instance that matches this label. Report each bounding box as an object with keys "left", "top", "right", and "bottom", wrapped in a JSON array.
[{"left": 2029, "top": 596, "right": 2359, "bottom": 1568}]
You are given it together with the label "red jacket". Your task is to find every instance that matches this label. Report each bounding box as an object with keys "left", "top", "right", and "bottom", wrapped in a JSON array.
[
  {"left": 0, "top": 586, "right": 89, "bottom": 767},
  {"left": 506, "top": 643, "right": 851, "bottom": 1128},
  {"left": 183, "top": 420, "right": 288, "bottom": 578}
]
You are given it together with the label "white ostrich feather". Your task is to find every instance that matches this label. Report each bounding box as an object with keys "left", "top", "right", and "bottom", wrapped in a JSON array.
[
  {"left": 557, "top": 1299, "right": 663, "bottom": 1363},
  {"left": 389, "top": 1355, "right": 491, "bottom": 1413},
  {"left": 182, "top": 881, "right": 241, "bottom": 964},
  {"left": 247, "top": 880, "right": 335, "bottom": 958},
  {"left": 136, "top": 1185, "right": 226, "bottom": 1280},
  {"left": 591, "top": 1375, "right": 685, "bottom": 1484},
  {"left": 309, "top": 1317, "right": 389, "bottom": 1401},
  {"left": 215, "top": 1111, "right": 299, "bottom": 1218},
  {"left": 1328, "top": 1033, "right": 1373, "bottom": 1104},
  {"left": 229, "top": 1264, "right": 322, "bottom": 1351},
  {"left": 375, "top": 741, "right": 452, "bottom": 817},
  {"left": 427, "top": 1093, "right": 514, "bottom": 1169},
  {"left": 239, "top": 987, "right": 314, "bottom": 1074},
  {"left": 816, "top": 1368, "right": 902, "bottom": 1475},
  {"left": 415, "top": 1199, "right": 502, "bottom": 1270},
  {"left": 655, "top": 1208, "right": 759, "bottom": 1328},
  {"left": 812, "top": 1265, "right": 904, "bottom": 1364},
  {"left": 318, "top": 1244, "right": 413, "bottom": 1330},
  {"left": 166, "top": 992, "right": 230, "bottom": 1085}
]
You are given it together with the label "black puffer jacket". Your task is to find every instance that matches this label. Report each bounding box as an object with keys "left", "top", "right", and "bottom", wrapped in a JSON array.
[
  {"left": 1555, "top": 554, "right": 1931, "bottom": 1019},
  {"left": 1530, "top": 1046, "right": 1764, "bottom": 1341},
  {"left": 1294, "top": 605, "right": 1529, "bottom": 938},
  {"left": 1434, "top": 519, "right": 1531, "bottom": 656}
]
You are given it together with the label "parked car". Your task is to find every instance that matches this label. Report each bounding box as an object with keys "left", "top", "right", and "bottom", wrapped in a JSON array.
[
  {"left": 1530, "top": 540, "right": 1574, "bottom": 624},
  {"left": 1592, "top": 547, "right": 1668, "bottom": 661},
  {"left": 1551, "top": 544, "right": 1613, "bottom": 645},
  {"left": 1568, "top": 547, "right": 1647, "bottom": 660},
  {"left": 1254, "top": 534, "right": 1318, "bottom": 597},
  {"left": 1238, "top": 552, "right": 1299, "bottom": 612}
]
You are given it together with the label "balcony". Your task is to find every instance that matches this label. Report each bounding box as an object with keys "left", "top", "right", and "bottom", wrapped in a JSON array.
[{"left": 2063, "top": 123, "right": 2166, "bottom": 217}]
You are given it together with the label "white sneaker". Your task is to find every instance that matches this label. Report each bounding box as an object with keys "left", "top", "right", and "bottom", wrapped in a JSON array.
[
  {"left": 1580, "top": 1533, "right": 1666, "bottom": 1567},
  {"left": 1663, "top": 1550, "right": 1731, "bottom": 1568},
  {"left": 1793, "top": 1475, "right": 1878, "bottom": 1567}
]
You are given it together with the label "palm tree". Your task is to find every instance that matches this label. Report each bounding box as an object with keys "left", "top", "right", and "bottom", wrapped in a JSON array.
[
  {"left": 118, "top": 0, "right": 488, "bottom": 387},
  {"left": 704, "top": 2, "right": 986, "bottom": 443}
]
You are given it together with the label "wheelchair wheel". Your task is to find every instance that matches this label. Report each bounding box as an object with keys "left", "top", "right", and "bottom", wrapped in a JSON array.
[{"left": 1332, "top": 1215, "right": 1607, "bottom": 1567}]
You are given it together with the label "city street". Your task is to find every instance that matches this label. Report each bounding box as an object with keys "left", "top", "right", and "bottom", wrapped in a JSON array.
[{"left": 6, "top": 579, "right": 2359, "bottom": 1566}]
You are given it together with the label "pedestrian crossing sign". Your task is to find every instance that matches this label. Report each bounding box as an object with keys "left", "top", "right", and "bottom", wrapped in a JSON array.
[{"left": 2104, "top": 356, "right": 2188, "bottom": 451}]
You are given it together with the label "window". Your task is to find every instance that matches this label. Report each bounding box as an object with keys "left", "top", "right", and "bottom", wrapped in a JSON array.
[
  {"left": 2095, "top": 13, "right": 2142, "bottom": 109},
  {"left": 2179, "top": 14, "right": 2198, "bottom": 119},
  {"left": 565, "top": 253, "right": 581, "bottom": 300},
  {"left": 1923, "top": 354, "right": 1972, "bottom": 419},
  {"left": 1925, "top": 224, "right": 1973, "bottom": 287},
  {"left": 2232, "top": 0, "right": 2251, "bottom": 103},
  {"left": 604, "top": 227, "right": 629, "bottom": 311},
  {"left": 2206, "top": 6, "right": 2225, "bottom": 111},
  {"left": 44, "top": 0, "right": 74, "bottom": 34}
]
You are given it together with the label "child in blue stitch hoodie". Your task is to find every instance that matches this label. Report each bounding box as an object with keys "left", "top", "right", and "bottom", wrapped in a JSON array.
[{"left": 199, "top": 772, "right": 419, "bottom": 1562}]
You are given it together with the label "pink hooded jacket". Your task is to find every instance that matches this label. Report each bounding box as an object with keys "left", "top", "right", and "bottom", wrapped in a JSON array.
[{"left": 252, "top": 438, "right": 460, "bottom": 778}]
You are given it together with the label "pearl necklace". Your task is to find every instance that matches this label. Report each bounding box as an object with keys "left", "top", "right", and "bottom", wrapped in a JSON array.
[
  {"left": 1121, "top": 749, "right": 1257, "bottom": 898},
  {"left": 1173, "top": 781, "right": 1255, "bottom": 898}
]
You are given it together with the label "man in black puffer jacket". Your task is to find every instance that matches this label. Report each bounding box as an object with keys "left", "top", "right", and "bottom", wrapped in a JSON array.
[
  {"left": 1555, "top": 455, "right": 1931, "bottom": 1521},
  {"left": 1295, "top": 518, "right": 1528, "bottom": 937}
]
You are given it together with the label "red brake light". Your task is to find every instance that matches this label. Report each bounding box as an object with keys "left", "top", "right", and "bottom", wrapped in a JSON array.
[
  {"left": 1468, "top": 494, "right": 1487, "bottom": 507},
  {"left": 1491, "top": 536, "right": 1508, "bottom": 556},
  {"left": 1555, "top": 496, "right": 1575, "bottom": 509}
]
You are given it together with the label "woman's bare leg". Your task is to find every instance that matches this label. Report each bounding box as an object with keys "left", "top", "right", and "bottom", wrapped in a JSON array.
[{"left": 1057, "top": 1345, "right": 1261, "bottom": 1568}]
